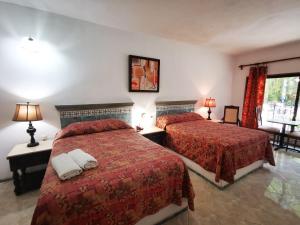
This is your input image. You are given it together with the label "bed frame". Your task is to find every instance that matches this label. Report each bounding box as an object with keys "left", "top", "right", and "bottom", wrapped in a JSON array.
[
  {"left": 55, "top": 102, "right": 189, "bottom": 225},
  {"left": 155, "top": 100, "right": 264, "bottom": 189}
]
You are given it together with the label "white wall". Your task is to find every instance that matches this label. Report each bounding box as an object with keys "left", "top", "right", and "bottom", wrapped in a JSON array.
[
  {"left": 0, "top": 2, "right": 234, "bottom": 180},
  {"left": 232, "top": 41, "right": 300, "bottom": 117}
]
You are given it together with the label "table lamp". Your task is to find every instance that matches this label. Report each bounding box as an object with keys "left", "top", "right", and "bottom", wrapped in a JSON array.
[
  {"left": 136, "top": 112, "right": 146, "bottom": 131},
  {"left": 204, "top": 97, "right": 216, "bottom": 120},
  {"left": 12, "top": 102, "right": 43, "bottom": 147}
]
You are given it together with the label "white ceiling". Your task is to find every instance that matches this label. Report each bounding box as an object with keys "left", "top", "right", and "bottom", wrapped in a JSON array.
[{"left": 2, "top": 0, "right": 300, "bottom": 55}]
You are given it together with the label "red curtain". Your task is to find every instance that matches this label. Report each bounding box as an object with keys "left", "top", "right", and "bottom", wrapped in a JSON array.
[{"left": 241, "top": 66, "right": 267, "bottom": 129}]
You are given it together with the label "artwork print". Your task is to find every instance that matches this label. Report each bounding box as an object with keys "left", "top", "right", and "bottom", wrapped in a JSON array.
[{"left": 129, "top": 55, "right": 160, "bottom": 92}]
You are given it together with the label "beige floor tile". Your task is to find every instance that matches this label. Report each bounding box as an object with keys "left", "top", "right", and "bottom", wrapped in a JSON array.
[{"left": 0, "top": 150, "right": 299, "bottom": 225}]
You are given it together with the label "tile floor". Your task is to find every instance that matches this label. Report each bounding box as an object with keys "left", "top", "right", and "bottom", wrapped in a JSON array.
[{"left": 0, "top": 150, "right": 299, "bottom": 225}]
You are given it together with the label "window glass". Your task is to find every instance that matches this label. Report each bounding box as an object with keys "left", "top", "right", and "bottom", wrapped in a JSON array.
[{"left": 262, "top": 76, "right": 299, "bottom": 130}]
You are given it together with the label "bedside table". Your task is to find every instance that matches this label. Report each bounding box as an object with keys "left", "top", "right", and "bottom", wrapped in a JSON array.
[
  {"left": 138, "top": 127, "right": 165, "bottom": 145},
  {"left": 7, "top": 140, "right": 53, "bottom": 195}
]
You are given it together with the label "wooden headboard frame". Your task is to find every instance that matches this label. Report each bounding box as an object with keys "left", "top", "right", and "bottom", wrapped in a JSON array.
[
  {"left": 55, "top": 102, "right": 134, "bottom": 128},
  {"left": 155, "top": 100, "right": 197, "bottom": 117}
]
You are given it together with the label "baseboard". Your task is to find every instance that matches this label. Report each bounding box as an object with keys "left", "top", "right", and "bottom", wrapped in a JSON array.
[{"left": 0, "top": 177, "right": 12, "bottom": 183}]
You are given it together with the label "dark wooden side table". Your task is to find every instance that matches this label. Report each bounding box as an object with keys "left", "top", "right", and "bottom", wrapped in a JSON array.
[
  {"left": 6, "top": 140, "right": 53, "bottom": 195},
  {"left": 138, "top": 127, "right": 166, "bottom": 145},
  {"left": 267, "top": 119, "right": 300, "bottom": 149}
]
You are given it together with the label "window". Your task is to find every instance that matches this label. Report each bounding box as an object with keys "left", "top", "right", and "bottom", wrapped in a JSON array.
[{"left": 262, "top": 73, "right": 300, "bottom": 130}]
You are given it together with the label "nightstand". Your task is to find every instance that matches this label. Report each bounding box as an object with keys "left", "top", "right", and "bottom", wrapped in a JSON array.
[
  {"left": 7, "top": 140, "right": 53, "bottom": 195},
  {"left": 138, "top": 127, "right": 165, "bottom": 145}
]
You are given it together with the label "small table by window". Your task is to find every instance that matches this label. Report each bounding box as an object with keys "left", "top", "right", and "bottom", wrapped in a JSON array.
[{"left": 267, "top": 120, "right": 300, "bottom": 149}]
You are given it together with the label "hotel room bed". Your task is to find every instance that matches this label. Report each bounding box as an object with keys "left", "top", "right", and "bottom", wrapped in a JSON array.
[
  {"left": 31, "top": 104, "right": 194, "bottom": 225},
  {"left": 155, "top": 101, "right": 275, "bottom": 188}
]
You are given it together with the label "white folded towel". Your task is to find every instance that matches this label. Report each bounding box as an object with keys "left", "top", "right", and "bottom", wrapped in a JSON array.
[
  {"left": 51, "top": 153, "right": 83, "bottom": 180},
  {"left": 68, "top": 149, "right": 98, "bottom": 170}
]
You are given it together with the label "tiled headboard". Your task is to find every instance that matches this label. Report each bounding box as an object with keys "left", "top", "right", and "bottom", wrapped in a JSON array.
[
  {"left": 55, "top": 102, "right": 134, "bottom": 128},
  {"left": 155, "top": 100, "right": 197, "bottom": 117}
]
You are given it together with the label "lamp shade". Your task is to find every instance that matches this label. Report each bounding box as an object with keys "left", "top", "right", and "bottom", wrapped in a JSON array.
[
  {"left": 204, "top": 98, "right": 216, "bottom": 108},
  {"left": 12, "top": 102, "right": 43, "bottom": 122}
]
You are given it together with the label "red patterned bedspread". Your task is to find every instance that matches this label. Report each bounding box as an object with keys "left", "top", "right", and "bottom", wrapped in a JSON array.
[
  {"left": 31, "top": 129, "right": 194, "bottom": 225},
  {"left": 164, "top": 120, "right": 275, "bottom": 183}
]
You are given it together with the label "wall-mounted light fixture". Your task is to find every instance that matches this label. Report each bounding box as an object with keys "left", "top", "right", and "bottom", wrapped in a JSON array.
[{"left": 136, "top": 112, "right": 146, "bottom": 131}]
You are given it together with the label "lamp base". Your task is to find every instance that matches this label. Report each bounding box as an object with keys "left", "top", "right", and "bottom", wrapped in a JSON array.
[
  {"left": 207, "top": 107, "right": 212, "bottom": 120},
  {"left": 27, "top": 121, "right": 39, "bottom": 148},
  {"left": 27, "top": 142, "right": 39, "bottom": 147},
  {"left": 136, "top": 126, "right": 144, "bottom": 132}
]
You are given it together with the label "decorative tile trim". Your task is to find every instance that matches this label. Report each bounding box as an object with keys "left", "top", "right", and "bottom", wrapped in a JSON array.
[
  {"left": 156, "top": 100, "right": 197, "bottom": 106},
  {"left": 55, "top": 102, "right": 133, "bottom": 111},
  {"left": 55, "top": 103, "right": 133, "bottom": 128},
  {"left": 156, "top": 104, "right": 195, "bottom": 112},
  {"left": 156, "top": 101, "right": 196, "bottom": 117},
  {"left": 60, "top": 107, "right": 132, "bottom": 118}
]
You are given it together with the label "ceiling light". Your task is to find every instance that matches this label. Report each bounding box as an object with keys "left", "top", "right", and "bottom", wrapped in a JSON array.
[{"left": 21, "top": 36, "right": 39, "bottom": 53}]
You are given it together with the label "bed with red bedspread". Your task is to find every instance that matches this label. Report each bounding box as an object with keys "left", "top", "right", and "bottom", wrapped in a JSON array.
[
  {"left": 156, "top": 113, "right": 275, "bottom": 184},
  {"left": 31, "top": 119, "right": 194, "bottom": 225}
]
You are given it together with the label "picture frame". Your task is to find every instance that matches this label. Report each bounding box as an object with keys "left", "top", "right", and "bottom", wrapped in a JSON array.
[{"left": 128, "top": 55, "right": 160, "bottom": 92}]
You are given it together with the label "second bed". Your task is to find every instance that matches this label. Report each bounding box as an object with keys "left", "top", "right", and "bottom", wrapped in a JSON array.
[{"left": 156, "top": 100, "right": 275, "bottom": 188}]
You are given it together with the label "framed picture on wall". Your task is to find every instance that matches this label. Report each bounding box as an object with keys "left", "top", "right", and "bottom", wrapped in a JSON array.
[{"left": 129, "top": 55, "right": 160, "bottom": 92}]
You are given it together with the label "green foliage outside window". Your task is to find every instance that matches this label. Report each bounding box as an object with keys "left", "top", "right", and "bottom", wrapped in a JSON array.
[{"left": 264, "top": 77, "right": 298, "bottom": 107}]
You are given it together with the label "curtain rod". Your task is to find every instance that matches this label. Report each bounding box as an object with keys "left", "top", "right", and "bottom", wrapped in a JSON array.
[{"left": 239, "top": 56, "right": 300, "bottom": 70}]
